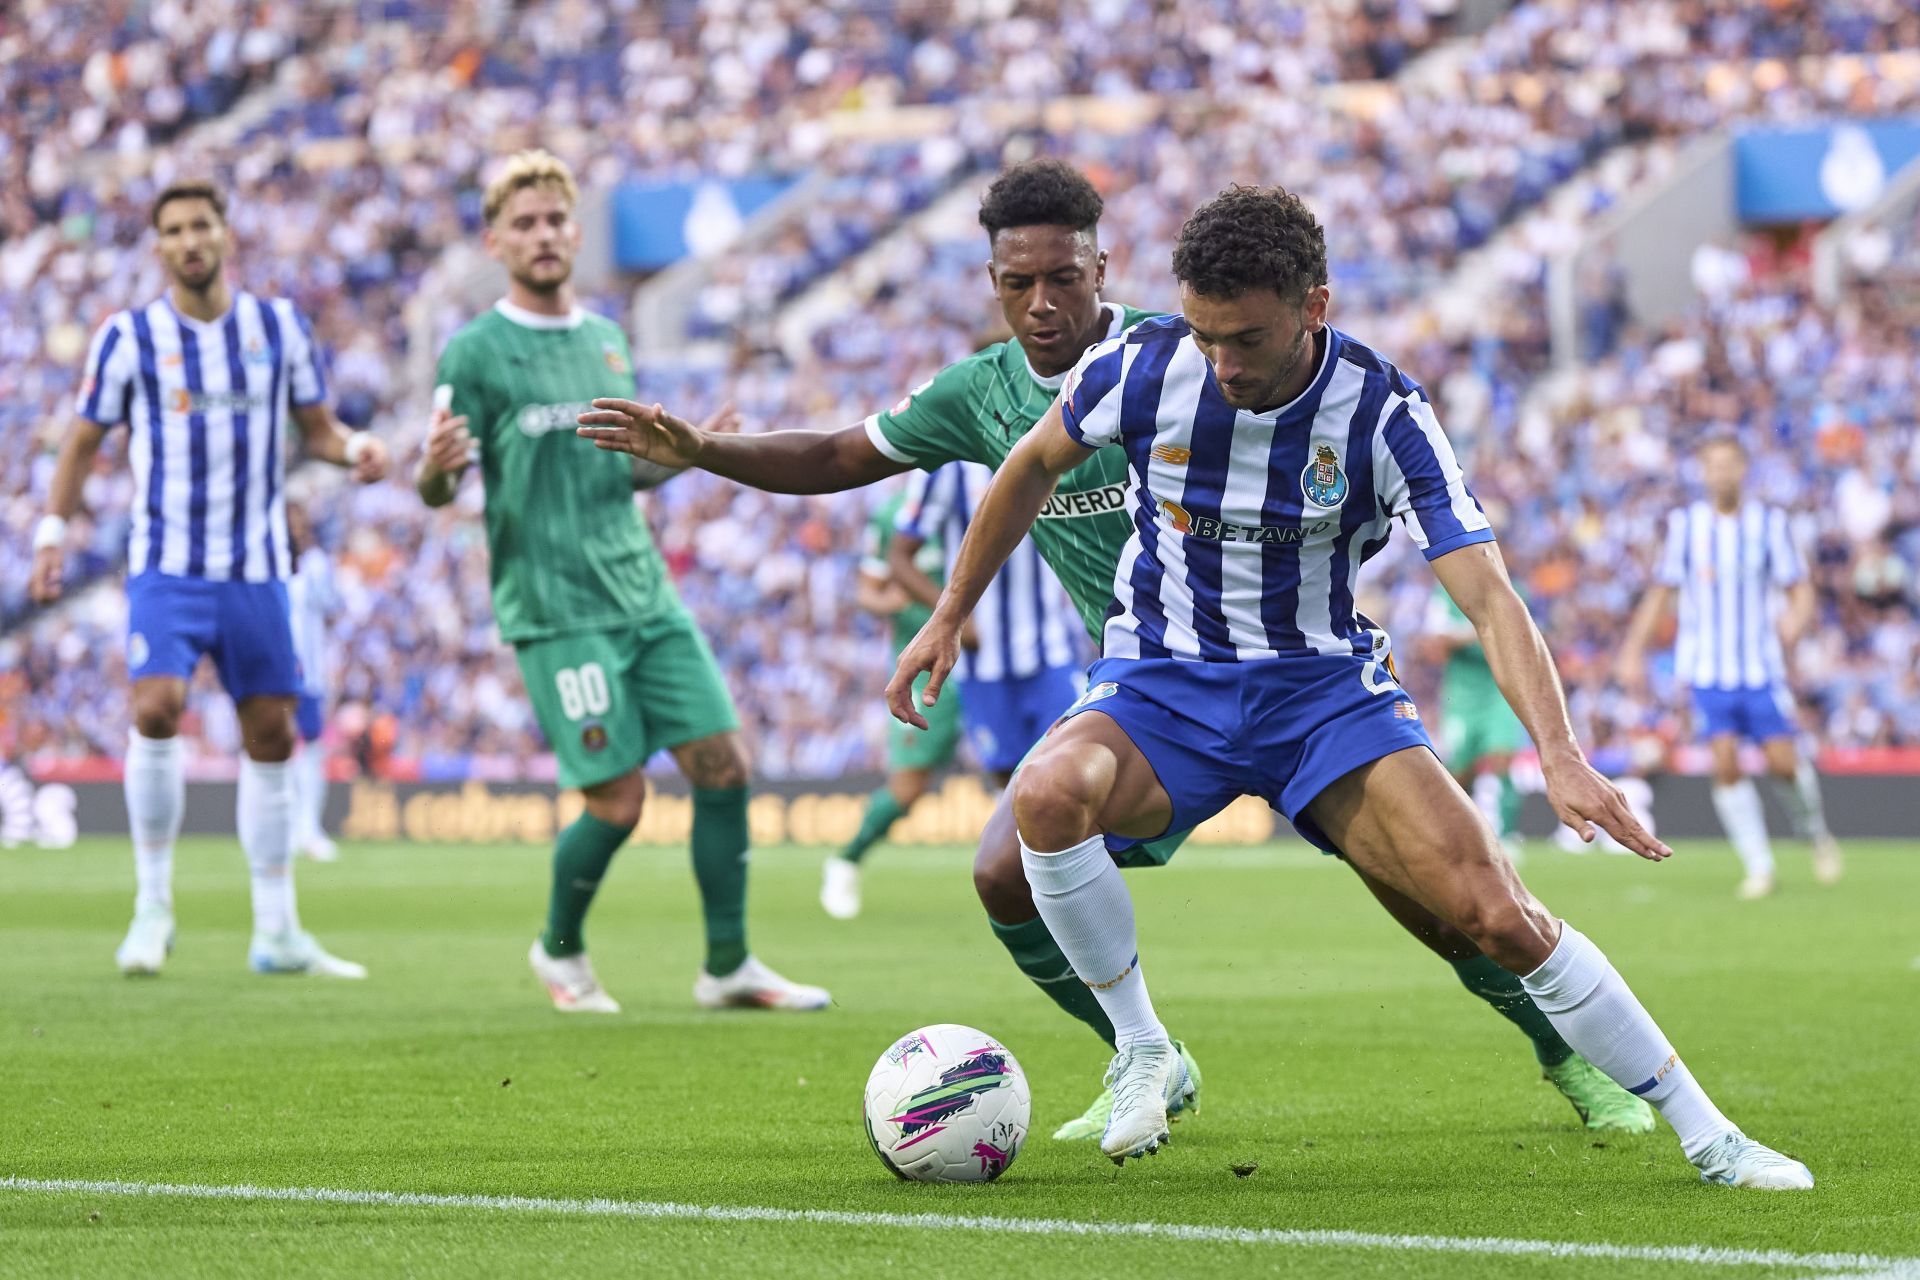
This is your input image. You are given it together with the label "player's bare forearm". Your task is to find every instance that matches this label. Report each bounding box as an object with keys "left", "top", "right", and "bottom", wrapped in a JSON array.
[
  {"left": 855, "top": 571, "right": 907, "bottom": 618},
  {"left": 887, "top": 532, "right": 943, "bottom": 612},
  {"left": 1780, "top": 580, "right": 1816, "bottom": 646},
  {"left": 1432, "top": 544, "right": 1581, "bottom": 764},
  {"left": 44, "top": 420, "right": 109, "bottom": 519},
  {"left": 1618, "top": 583, "right": 1673, "bottom": 665},
  {"left": 695, "top": 424, "right": 909, "bottom": 494},
  {"left": 292, "top": 402, "right": 387, "bottom": 482}
]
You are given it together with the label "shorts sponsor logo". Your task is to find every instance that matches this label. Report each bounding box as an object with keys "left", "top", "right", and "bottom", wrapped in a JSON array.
[
  {"left": 518, "top": 401, "right": 596, "bottom": 437},
  {"left": 1393, "top": 700, "right": 1419, "bottom": 720},
  {"left": 1037, "top": 483, "right": 1128, "bottom": 520},
  {"left": 1160, "top": 498, "right": 1332, "bottom": 543},
  {"left": 128, "top": 632, "right": 150, "bottom": 671},
  {"left": 580, "top": 721, "right": 608, "bottom": 753},
  {"left": 1301, "top": 443, "right": 1349, "bottom": 508},
  {"left": 1069, "top": 681, "right": 1119, "bottom": 713}
]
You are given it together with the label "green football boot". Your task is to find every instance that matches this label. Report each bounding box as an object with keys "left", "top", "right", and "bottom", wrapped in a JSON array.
[
  {"left": 1053, "top": 1039, "right": 1202, "bottom": 1141},
  {"left": 1543, "top": 1054, "right": 1656, "bottom": 1133}
]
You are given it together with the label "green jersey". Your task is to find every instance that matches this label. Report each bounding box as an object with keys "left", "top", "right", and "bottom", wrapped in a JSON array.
[
  {"left": 1425, "top": 585, "right": 1501, "bottom": 702},
  {"left": 863, "top": 490, "right": 945, "bottom": 654},
  {"left": 436, "top": 303, "right": 677, "bottom": 643},
  {"left": 863, "top": 302, "right": 1158, "bottom": 640}
]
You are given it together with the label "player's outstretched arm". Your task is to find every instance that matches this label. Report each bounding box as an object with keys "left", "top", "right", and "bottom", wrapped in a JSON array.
[
  {"left": 292, "top": 402, "right": 389, "bottom": 485},
  {"left": 1432, "top": 542, "right": 1672, "bottom": 861},
  {"left": 886, "top": 402, "right": 1090, "bottom": 729},
  {"left": 28, "top": 418, "right": 110, "bottom": 605},
  {"left": 577, "top": 399, "right": 909, "bottom": 495}
]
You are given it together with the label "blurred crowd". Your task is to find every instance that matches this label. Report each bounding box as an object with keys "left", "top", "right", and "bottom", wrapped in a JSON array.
[{"left": 5, "top": 0, "right": 1919, "bottom": 778}]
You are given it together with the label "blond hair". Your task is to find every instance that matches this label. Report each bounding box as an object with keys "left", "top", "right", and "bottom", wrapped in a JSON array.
[{"left": 482, "top": 150, "right": 579, "bottom": 225}]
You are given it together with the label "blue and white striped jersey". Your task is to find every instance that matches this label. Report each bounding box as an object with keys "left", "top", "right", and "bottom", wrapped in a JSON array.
[
  {"left": 898, "top": 461, "right": 1082, "bottom": 683},
  {"left": 287, "top": 545, "right": 338, "bottom": 698},
  {"left": 1060, "top": 318, "right": 1492, "bottom": 662},
  {"left": 1656, "top": 500, "right": 1803, "bottom": 690},
  {"left": 75, "top": 291, "right": 327, "bottom": 582}
]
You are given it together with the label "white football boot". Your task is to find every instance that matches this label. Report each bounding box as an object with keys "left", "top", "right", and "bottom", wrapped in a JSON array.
[
  {"left": 1736, "top": 873, "right": 1776, "bottom": 901},
  {"left": 1100, "top": 1040, "right": 1194, "bottom": 1163},
  {"left": 300, "top": 834, "right": 340, "bottom": 863},
  {"left": 694, "top": 956, "right": 831, "bottom": 1011},
  {"left": 820, "top": 856, "right": 862, "bottom": 920},
  {"left": 1693, "top": 1131, "right": 1814, "bottom": 1190},
  {"left": 248, "top": 929, "right": 367, "bottom": 978},
  {"left": 528, "top": 938, "right": 621, "bottom": 1013},
  {"left": 116, "top": 904, "right": 175, "bottom": 975}
]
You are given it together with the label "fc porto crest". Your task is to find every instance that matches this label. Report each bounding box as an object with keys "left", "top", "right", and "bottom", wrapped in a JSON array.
[{"left": 1301, "top": 443, "right": 1349, "bottom": 508}]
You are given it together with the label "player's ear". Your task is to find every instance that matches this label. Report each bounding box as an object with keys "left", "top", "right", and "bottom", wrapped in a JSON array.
[
  {"left": 1093, "top": 247, "right": 1108, "bottom": 293},
  {"left": 1302, "top": 284, "right": 1331, "bottom": 332},
  {"left": 482, "top": 223, "right": 500, "bottom": 262},
  {"left": 986, "top": 258, "right": 1000, "bottom": 293}
]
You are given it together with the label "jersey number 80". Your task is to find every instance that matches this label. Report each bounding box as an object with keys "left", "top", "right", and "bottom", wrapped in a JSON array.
[{"left": 555, "top": 663, "right": 611, "bottom": 721}]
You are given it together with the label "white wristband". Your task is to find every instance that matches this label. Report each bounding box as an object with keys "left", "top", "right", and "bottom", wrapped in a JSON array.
[
  {"left": 344, "top": 432, "right": 374, "bottom": 465},
  {"left": 33, "top": 515, "right": 68, "bottom": 551}
]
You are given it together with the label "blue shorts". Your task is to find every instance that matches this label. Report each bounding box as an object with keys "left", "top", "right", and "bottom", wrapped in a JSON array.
[
  {"left": 126, "top": 572, "right": 300, "bottom": 702},
  {"left": 1063, "top": 653, "right": 1436, "bottom": 853},
  {"left": 1691, "top": 684, "right": 1795, "bottom": 743},
  {"left": 296, "top": 693, "right": 325, "bottom": 742},
  {"left": 956, "top": 664, "right": 1083, "bottom": 773}
]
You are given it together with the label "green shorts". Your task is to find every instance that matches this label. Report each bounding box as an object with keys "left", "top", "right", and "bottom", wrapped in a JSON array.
[
  {"left": 515, "top": 609, "right": 740, "bottom": 790},
  {"left": 1438, "top": 695, "right": 1526, "bottom": 771},
  {"left": 890, "top": 671, "right": 963, "bottom": 772}
]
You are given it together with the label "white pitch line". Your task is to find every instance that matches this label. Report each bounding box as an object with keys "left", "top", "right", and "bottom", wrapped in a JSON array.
[{"left": 3, "top": 1177, "right": 1914, "bottom": 1277}]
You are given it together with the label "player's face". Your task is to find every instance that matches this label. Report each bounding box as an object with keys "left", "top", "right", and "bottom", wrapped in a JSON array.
[
  {"left": 1181, "top": 284, "right": 1331, "bottom": 411},
  {"left": 1700, "top": 441, "right": 1748, "bottom": 504},
  {"left": 987, "top": 226, "right": 1107, "bottom": 377},
  {"left": 486, "top": 186, "right": 581, "bottom": 294},
  {"left": 153, "top": 198, "right": 228, "bottom": 293}
]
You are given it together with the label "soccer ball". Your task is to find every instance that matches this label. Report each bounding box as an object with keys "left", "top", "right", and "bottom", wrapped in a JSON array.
[{"left": 863, "top": 1024, "right": 1030, "bottom": 1183}]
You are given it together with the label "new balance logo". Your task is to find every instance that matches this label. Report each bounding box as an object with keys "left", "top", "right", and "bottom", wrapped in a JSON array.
[{"left": 1151, "top": 444, "right": 1191, "bottom": 465}]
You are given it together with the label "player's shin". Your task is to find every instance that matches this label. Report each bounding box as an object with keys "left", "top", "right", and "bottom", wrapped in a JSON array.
[
  {"left": 238, "top": 758, "right": 299, "bottom": 936},
  {"left": 542, "top": 811, "right": 634, "bottom": 957},
  {"left": 1018, "top": 832, "right": 1167, "bottom": 1050},
  {"left": 1710, "top": 779, "right": 1775, "bottom": 880},
  {"left": 1451, "top": 953, "right": 1573, "bottom": 1067},
  {"left": 840, "top": 787, "right": 907, "bottom": 865},
  {"left": 989, "top": 914, "right": 1118, "bottom": 1047},
  {"left": 1520, "top": 923, "right": 1733, "bottom": 1159},
  {"left": 691, "top": 786, "right": 750, "bottom": 976},
  {"left": 125, "top": 731, "right": 184, "bottom": 910},
  {"left": 1770, "top": 758, "right": 1832, "bottom": 841}
]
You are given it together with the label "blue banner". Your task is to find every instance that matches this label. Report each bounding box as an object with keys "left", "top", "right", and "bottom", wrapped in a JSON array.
[
  {"left": 1735, "top": 119, "right": 1920, "bottom": 224},
  {"left": 610, "top": 177, "right": 797, "bottom": 271}
]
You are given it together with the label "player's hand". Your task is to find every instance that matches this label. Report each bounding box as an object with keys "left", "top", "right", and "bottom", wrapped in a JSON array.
[
  {"left": 350, "top": 433, "right": 390, "bottom": 485},
  {"left": 887, "top": 612, "right": 963, "bottom": 730},
  {"left": 28, "top": 546, "right": 63, "bottom": 604},
  {"left": 421, "top": 404, "right": 473, "bottom": 478},
  {"left": 576, "top": 399, "right": 703, "bottom": 467},
  {"left": 1541, "top": 752, "right": 1671, "bottom": 862}
]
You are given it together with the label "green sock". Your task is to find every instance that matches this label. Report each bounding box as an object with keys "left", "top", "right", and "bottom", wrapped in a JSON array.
[
  {"left": 540, "top": 811, "right": 634, "bottom": 957},
  {"left": 840, "top": 787, "right": 908, "bottom": 865},
  {"left": 990, "top": 915, "right": 1116, "bottom": 1049},
  {"left": 692, "top": 786, "right": 751, "bottom": 976},
  {"left": 1451, "top": 953, "right": 1573, "bottom": 1067},
  {"left": 1497, "top": 774, "right": 1523, "bottom": 839}
]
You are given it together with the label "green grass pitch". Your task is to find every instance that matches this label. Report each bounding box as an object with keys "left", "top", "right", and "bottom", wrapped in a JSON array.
[{"left": 3, "top": 834, "right": 1916, "bottom": 1278}]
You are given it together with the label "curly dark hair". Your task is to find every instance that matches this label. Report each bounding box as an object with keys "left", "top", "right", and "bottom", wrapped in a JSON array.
[
  {"left": 978, "top": 158, "right": 1104, "bottom": 238},
  {"left": 1172, "top": 185, "right": 1327, "bottom": 302}
]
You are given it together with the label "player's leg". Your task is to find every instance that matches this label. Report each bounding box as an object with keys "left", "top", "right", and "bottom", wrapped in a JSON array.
[
  {"left": 1352, "top": 868, "right": 1653, "bottom": 1133},
  {"left": 291, "top": 694, "right": 337, "bottom": 862},
  {"left": 641, "top": 610, "right": 828, "bottom": 1011},
  {"left": 1697, "top": 689, "right": 1776, "bottom": 897},
  {"left": 1307, "top": 748, "right": 1811, "bottom": 1188},
  {"left": 119, "top": 675, "right": 189, "bottom": 974},
  {"left": 514, "top": 630, "right": 648, "bottom": 1012},
  {"left": 1757, "top": 697, "right": 1843, "bottom": 885},
  {"left": 823, "top": 671, "right": 958, "bottom": 919}
]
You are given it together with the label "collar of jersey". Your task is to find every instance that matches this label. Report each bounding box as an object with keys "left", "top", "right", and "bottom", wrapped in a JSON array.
[
  {"left": 495, "top": 298, "right": 586, "bottom": 330},
  {"left": 1228, "top": 325, "right": 1342, "bottom": 425},
  {"left": 162, "top": 291, "right": 242, "bottom": 331},
  {"left": 1019, "top": 300, "right": 1125, "bottom": 390}
]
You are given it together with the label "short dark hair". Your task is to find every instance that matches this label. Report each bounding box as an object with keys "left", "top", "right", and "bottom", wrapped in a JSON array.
[
  {"left": 979, "top": 158, "right": 1103, "bottom": 239},
  {"left": 1697, "top": 432, "right": 1747, "bottom": 458},
  {"left": 151, "top": 180, "right": 226, "bottom": 229},
  {"left": 1172, "top": 185, "right": 1327, "bottom": 303}
]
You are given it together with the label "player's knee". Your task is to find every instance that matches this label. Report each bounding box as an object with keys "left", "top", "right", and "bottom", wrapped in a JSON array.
[
  {"left": 1010, "top": 751, "right": 1104, "bottom": 848},
  {"left": 680, "top": 735, "right": 750, "bottom": 790},
  {"left": 1454, "top": 891, "right": 1556, "bottom": 972},
  {"left": 584, "top": 772, "right": 646, "bottom": 830},
  {"left": 242, "top": 717, "right": 296, "bottom": 763},
  {"left": 130, "top": 689, "right": 184, "bottom": 739}
]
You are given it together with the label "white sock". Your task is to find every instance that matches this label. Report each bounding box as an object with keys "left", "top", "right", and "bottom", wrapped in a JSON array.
[
  {"left": 1522, "top": 924, "right": 1735, "bottom": 1161},
  {"left": 1019, "top": 831, "right": 1168, "bottom": 1050},
  {"left": 238, "top": 758, "right": 298, "bottom": 936},
  {"left": 124, "top": 731, "right": 184, "bottom": 911},
  {"left": 291, "top": 743, "right": 327, "bottom": 846},
  {"left": 1710, "top": 779, "right": 1774, "bottom": 879},
  {"left": 1769, "top": 759, "right": 1831, "bottom": 841}
]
